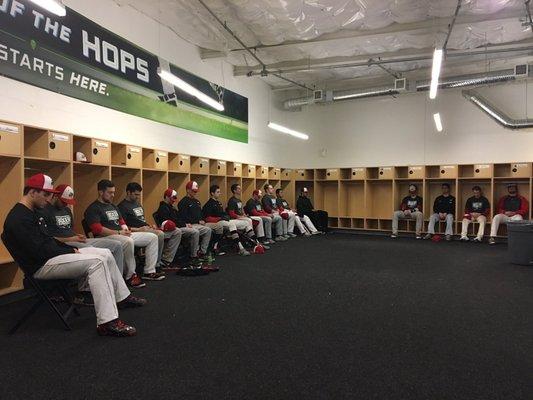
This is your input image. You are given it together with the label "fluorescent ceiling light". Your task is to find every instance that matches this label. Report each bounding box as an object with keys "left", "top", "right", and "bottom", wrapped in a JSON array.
[
  {"left": 157, "top": 68, "right": 224, "bottom": 112},
  {"left": 429, "top": 48, "right": 443, "bottom": 99},
  {"left": 268, "top": 122, "right": 309, "bottom": 140},
  {"left": 433, "top": 112, "right": 443, "bottom": 132},
  {"left": 31, "top": 0, "right": 66, "bottom": 17}
]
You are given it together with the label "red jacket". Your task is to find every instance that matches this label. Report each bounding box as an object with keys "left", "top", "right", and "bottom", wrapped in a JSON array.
[{"left": 496, "top": 195, "right": 529, "bottom": 216}]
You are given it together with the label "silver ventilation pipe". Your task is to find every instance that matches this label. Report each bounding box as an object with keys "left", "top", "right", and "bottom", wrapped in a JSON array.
[
  {"left": 283, "top": 69, "right": 520, "bottom": 110},
  {"left": 416, "top": 69, "right": 516, "bottom": 91},
  {"left": 462, "top": 89, "right": 533, "bottom": 129},
  {"left": 283, "top": 86, "right": 397, "bottom": 109}
]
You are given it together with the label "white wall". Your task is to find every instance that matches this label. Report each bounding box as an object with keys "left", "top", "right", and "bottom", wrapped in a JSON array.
[
  {"left": 0, "top": 0, "right": 281, "bottom": 166},
  {"left": 272, "top": 82, "right": 533, "bottom": 168},
  {"left": 1, "top": 0, "right": 532, "bottom": 170}
]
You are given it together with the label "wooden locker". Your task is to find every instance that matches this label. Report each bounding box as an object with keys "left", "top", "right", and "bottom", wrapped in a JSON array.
[
  {"left": 510, "top": 163, "right": 531, "bottom": 178},
  {"left": 91, "top": 139, "right": 111, "bottom": 165},
  {"left": 326, "top": 168, "right": 339, "bottom": 180},
  {"left": 378, "top": 167, "right": 393, "bottom": 179},
  {"left": 0, "top": 121, "right": 22, "bottom": 156},
  {"left": 176, "top": 155, "right": 190, "bottom": 173},
  {"left": 473, "top": 164, "right": 492, "bottom": 178},
  {"left": 351, "top": 168, "right": 366, "bottom": 180},
  {"left": 408, "top": 166, "right": 424, "bottom": 179},
  {"left": 440, "top": 165, "right": 458, "bottom": 178},
  {"left": 48, "top": 132, "right": 71, "bottom": 161}
]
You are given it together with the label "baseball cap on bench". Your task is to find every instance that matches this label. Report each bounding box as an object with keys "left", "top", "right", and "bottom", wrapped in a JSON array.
[{"left": 25, "top": 173, "right": 59, "bottom": 194}]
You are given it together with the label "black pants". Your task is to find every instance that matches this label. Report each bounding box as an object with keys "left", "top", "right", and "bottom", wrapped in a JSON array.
[{"left": 308, "top": 210, "right": 329, "bottom": 233}]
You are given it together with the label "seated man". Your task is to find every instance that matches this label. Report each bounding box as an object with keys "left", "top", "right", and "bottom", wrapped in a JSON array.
[
  {"left": 37, "top": 184, "right": 125, "bottom": 305},
  {"left": 424, "top": 183, "right": 455, "bottom": 241},
  {"left": 155, "top": 188, "right": 202, "bottom": 264},
  {"left": 38, "top": 184, "right": 124, "bottom": 273},
  {"left": 84, "top": 179, "right": 161, "bottom": 287},
  {"left": 245, "top": 189, "right": 286, "bottom": 243},
  {"left": 227, "top": 183, "right": 270, "bottom": 248},
  {"left": 489, "top": 183, "right": 529, "bottom": 244},
  {"left": 296, "top": 188, "right": 328, "bottom": 233},
  {"left": 391, "top": 184, "right": 423, "bottom": 239},
  {"left": 276, "top": 188, "right": 317, "bottom": 236},
  {"left": 2, "top": 173, "right": 145, "bottom": 337},
  {"left": 118, "top": 182, "right": 181, "bottom": 272},
  {"left": 202, "top": 184, "right": 250, "bottom": 256},
  {"left": 177, "top": 181, "right": 212, "bottom": 259},
  {"left": 262, "top": 184, "right": 292, "bottom": 238},
  {"left": 460, "top": 185, "right": 490, "bottom": 242}
]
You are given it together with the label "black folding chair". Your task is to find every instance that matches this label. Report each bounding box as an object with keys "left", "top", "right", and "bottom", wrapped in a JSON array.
[{"left": 1, "top": 233, "right": 80, "bottom": 334}]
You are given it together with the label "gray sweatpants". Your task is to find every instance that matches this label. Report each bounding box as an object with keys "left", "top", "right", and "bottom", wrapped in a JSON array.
[
  {"left": 34, "top": 247, "right": 130, "bottom": 326},
  {"left": 66, "top": 238, "right": 124, "bottom": 274},
  {"left": 392, "top": 210, "right": 423, "bottom": 235},
  {"left": 427, "top": 213, "right": 454, "bottom": 235},
  {"left": 154, "top": 229, "right": 182, "bottom": 264}
]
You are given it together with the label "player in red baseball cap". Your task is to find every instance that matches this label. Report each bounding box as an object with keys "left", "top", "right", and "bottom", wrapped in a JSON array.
[
  {"left": 37, "top": 184, "right": 128, "bottom": 305},
  {"left": 177, "top": 181, "right": 213, "bottom": 264},
  {"left": 3, "top": 173, "right": 145, "bottom": 337}
]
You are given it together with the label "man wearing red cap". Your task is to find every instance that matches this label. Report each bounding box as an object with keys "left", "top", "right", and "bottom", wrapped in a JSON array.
[
  {"left": 118, "top": 182, "right": 181, "bottom": 271},
  {"left": 227, "top": 183, "right": 271, "bottom": 248},
  {"left": 245, "top": 189, "right": 285, "bottom": 243},
  {"left": 37, "top": 184, "right": 126, "bottom": 305},
  {"left": 489, "top": 183, "right": 529, "bottom": 244},
  {"left": 84, "top": 180, "right": 162, "bottom": 287},
  {"left": 177, "top": 181, "right": 212, "bottom": 259},
  {"left": 154, "top": 188, "right": 201, "bottom": 262},
  {"left": 2, "top": 173, "right": 144, "bottom": 337}
]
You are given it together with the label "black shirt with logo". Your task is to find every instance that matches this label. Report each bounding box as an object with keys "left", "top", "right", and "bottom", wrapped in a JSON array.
[
  {"left": 118, "top": 199, "right": 148, "bottom": 228},
  {"left": 177, "top": 196, "right": 203, "bottom": 224},
  {"left": 261, "top": 195, "right": 278, "bottom": 213},
  {"left": 433, "top": 195, "right": 456, "bottom": 215},
  {"left": 465, "top": 196, "right": 490, "bottom": 214},
  {"left": 245, "top": 198, "right": 264, "bottom": 215},
  {"left": 37, "top": 204, "right": 76, "bottom": 238},
  {"left": 276, "top": 198, "right": 290, "bottom": 209},
  {"left": 3, "top": 203, "right": 75, "bottom": 274},
  {"left": 84, "top": 200, "right": 124, "bottom": 232},
  {"left": 227, "top": 196, "right": 245, "bottom": 216},
  {"left": 401, "top": 195, "right": 423, "bottom": 212}
]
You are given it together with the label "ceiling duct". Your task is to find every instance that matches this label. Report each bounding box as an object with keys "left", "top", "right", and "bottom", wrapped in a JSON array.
[
  {"left": 283, "top": 69, "right": 523, "bottom": 110},
  {"left": 462, "top": 89, "right": 533, "bottom": 129},
  {"left": 416, "top": 69, "right": 517, "bottom": 91}
]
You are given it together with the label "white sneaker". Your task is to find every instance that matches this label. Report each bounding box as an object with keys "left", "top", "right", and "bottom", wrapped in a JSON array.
[
  {"left": 239, "top": 249, "right": 251, "bottom": 256},
  {"left": 390, "top": 233, "right": 397, "bottom": 238},
  {"left": 460, "top": 236, "right": 469, "bottom": 242},
  {"left": 473, "top": 237, "right": 483, "bottom": 243}
]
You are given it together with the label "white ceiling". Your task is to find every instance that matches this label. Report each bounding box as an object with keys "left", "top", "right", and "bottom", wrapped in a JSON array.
[{"left": 115, "top": 0, "right": 533, "bottom": 90}]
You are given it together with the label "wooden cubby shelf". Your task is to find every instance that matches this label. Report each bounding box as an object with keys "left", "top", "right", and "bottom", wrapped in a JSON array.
[{"left": 0, "top": 116, "right": 531, "bottom": 297}]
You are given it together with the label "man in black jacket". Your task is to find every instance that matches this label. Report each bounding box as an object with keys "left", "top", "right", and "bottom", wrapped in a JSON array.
[
  {"left": 177, "top": 181, "right": 212, "bottom": 257},
  {"left": 118, "top": 182, "right": 181, "bottom": 272},
  {"left": 154, "top": 188, "right": 200, "bottom": 260},
  {"left": 2, "top": 173, "right": 144, "bottom": 337},
  {"left": 296, "top": 187, "right": 328, "bottom": 233},
  {"left": 424, "top": 183, "right": 456, "bottom": 241},
  {"left": 203, "top": 185, "right": 250, "bottom": 256}
]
